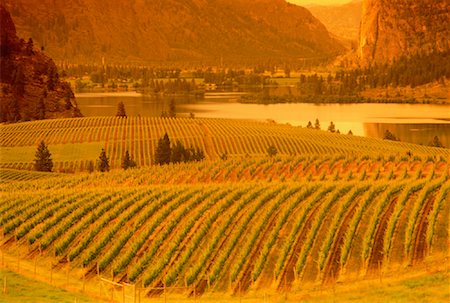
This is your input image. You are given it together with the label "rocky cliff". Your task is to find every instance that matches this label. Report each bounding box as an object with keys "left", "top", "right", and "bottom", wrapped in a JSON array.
[
  {"left": 359, "top": 0, "right": 450, "bottom": 65},
  {"left": 0, "top": 5, "right": 81, "bottom": 122},
  {"left": 308, "top": 1, "right": 362, "bottom": 43},
  {"left": 3, "top": 0, "right": 344, "bottom": 64}
]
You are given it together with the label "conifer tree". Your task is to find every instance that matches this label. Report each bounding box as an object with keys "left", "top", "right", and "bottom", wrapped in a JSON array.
[
  {"left": 34, "top": 141, "right": 53, "bottom": 172},
  {"left": 155, "top": 133, "right": 171, "bottom": 165},
  {"left": 430, "top": 136, "right": 444, "bottom": 148},
  {"left": 267, "top": 144, "right": 278, "bottom": 157},
  {"left": 168, "top": 98, "right": 176, "bottom": 118},
  {"left": 122, "top": 150, "right": 136, "bottom": 169},
  {"left": 116, "top": 101, "right": 127, "bottom": 117},
  {"left": 314, "top": 118, "right": 321, "bottom": 130},
  {"left": 97, "top": 148, "right": 110, "bottom": 172},
  {"left": 327, "top": 121, "right": 336, "bottom": 133}
]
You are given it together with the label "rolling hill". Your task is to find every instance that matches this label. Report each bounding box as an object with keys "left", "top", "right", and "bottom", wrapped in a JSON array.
[{"left": 1, "top": 117, "right": 448, "bottom": 172}]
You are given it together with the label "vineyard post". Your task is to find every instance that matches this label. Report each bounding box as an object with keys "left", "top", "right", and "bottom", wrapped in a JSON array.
[
  {"left": 34, "top": 255, "right": 37, "bottom": 278},
  {"left": 66, "top": 261, "right": 70, "bottom": 287},
  {"left": 238, "top": 281, "right": 241, "bottom": 303},
  {"left": 122, "top": 283, "right": 125, "bottom": 303},
  {"left": 378, "top": 261, "right": 382, "bottom": 284},
  {"left": 164, "top": 271, "right": 167, "bottom": 303},
  {"left": 83, "top": 274, "right": 86, "bottom": 293}
]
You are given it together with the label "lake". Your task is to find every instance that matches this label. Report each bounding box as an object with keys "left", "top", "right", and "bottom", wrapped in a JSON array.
[{"left": 75, "top": 92, "right": 450, "bottom": 147}]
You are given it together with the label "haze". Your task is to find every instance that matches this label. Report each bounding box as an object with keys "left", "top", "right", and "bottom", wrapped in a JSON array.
[{"left": 287, "top": 0, "right": 352, "bottom": 6}]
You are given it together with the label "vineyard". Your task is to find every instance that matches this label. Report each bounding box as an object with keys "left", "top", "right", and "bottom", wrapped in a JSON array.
[
  {"left": 1, "top": 157, "right": 449, "bottom": 298},
  {"left": 1, "top": 117, "right": 448, "bottom": 171}
]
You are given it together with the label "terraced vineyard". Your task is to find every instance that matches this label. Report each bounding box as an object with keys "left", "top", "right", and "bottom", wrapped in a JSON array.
[
  {"left": 1, "top": 158, "right": 449, "bottom": 297},
  {"left": 1, "top": 117, "right": 448, "bottom": 171}
]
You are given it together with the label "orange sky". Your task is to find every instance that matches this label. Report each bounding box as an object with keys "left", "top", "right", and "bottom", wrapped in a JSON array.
[{"left": 286, "top": 0, "right": 353, "bottom": 6}]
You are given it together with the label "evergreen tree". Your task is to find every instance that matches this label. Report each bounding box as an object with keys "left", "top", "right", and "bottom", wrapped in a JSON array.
[
  {"left": 306, "top": 121, "right": 313, "bottom": 129},
  {"left": 168, "top": 98, "right": 176, "bottom": 118},
  {"left": 267, "top": 144, "right": 278, "bottom": 157},
  {"left": 383, "top": 130, "right": 398, "bottom": 141},
  {"left": 97, "top": 148, "right": 110, "bottom": 172},
  {"left": 116, "top": 101, "right": 127, "bottom": 117},
  {"left": 122, "top": 150, "right": 136, "bottom": 169},
  {"left": 26, "top": 38, "right": 34, "bottom": 55},
  {"left": 314, "top": 118, "right": 321, "bottom": 130},
  {"left": 36, "top": 97, "right": 45, "bottom": 120},
  {"left": 171, "top": 140, "right": 186, "bottom": 163},
  {"left": 34, "top": 141, "right": 53, "bottom": 172},
  {"left": 192, "top": 147, "right": 205, "bottom": 161},
  {"left": 155, "top": 133, "right": 171, "bottom": 165},
  {"left": 348, "top": 130, "right": 353, "bottom": 135},
  {"left": 327, "top": 121, "right": 336, "bottom": 133},
  {"left": 430, "top": 136, "right": 444, "bottom": 148}
]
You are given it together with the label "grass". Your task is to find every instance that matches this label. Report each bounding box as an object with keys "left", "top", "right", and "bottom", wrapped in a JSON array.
[
  {"left": 0, "top": 269, "right": 95, "bottom": 303},
  {"left": 296, "top": 271, "right": 450, "bottom": 303}
]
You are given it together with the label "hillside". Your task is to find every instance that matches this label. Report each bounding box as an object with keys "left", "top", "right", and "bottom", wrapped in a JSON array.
[
  {"left": 359, "top": 0, "right": 450, "bottom": 65},
  {"left": 0, "top": 5, "right": 81, "bottom": 123},
  {"left": 308, "top": 0, "right": 362, "bottom": 44},
  {"left": 1, "top": 117, "right": 448, "bottom": 172},
  {"left": 3, "top": 0, "right": 345, "bottom": 65},
  {"left": 1, "top": 159, "right": 449, "bottom": 300}
]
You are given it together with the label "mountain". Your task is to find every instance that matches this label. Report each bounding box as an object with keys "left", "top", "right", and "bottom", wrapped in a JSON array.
[
  {"left": 307, "top": 0, "right": 362, "bottom": 43},
  {"left": 3, "top": 0, "right": 345, "bottom": 65},
  {"left": 0, "top": 5, "right": 81, "bottom": 123},
  {"left": 359, "top": 0, "right": 450, "bottom": 66}
]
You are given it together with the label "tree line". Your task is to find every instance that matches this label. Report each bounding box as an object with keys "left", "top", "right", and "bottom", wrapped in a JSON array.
[{"left": 33, "top": 133, "right": 206, "bottom": 173}]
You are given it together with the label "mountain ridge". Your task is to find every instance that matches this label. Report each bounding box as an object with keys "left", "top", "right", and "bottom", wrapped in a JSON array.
[{"left": 4, "top": 0, "right": 345, "bottom": 65}]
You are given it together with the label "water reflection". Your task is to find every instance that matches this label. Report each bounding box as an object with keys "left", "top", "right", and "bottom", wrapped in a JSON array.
[
  {"left": 364, "top": 123, "right": 450, "bottom": 148},
  {"left": 75, "top": 92, "right": 450, "bottom": 146}
]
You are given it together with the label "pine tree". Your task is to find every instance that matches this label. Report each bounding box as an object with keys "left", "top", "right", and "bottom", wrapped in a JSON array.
[
  {"left": 327, "top": 121, "right": 336, "bottom": 133},
  {"left": 306, "top": 121, "right": 313, "bottom": 129},
  {"left": 267, "top": 144, "right": 278, "bottom": 157},
  {"left": 171, "top": 140, "right": 186, "bottom": 163},
  {"left": 155, "top": 133, "right": 171, "bottom": 165},
  {"left": 97, "top": 148, "right": 110, "bottom": 172},
  {"left": 314, "top": 118, "right": 321, "bottom": 130},
  {"left": 116, "top": 101, "right": 127, "bottom": 117},
  {"left": 34, "top": 141, "right": 53, "bottom": 172},
  {"left": 36, "top": 97, "right": 45, "bottom": 120},
  {"left": 122, "top": 150, "right": 136, "bottom": 169},
  {"left": 168, "top": 98, "right": 176, "bottom": 118},
  {"left": 430, "top": 136, "right": 444, "bottom": 148}
]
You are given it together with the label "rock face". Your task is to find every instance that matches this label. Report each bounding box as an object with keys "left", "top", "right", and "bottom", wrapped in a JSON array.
[
  {"left": 3, "top": 0, "right": 344, "bottom": 64},
  {"left": 359, "top": 0, "right": 450, "bottom": 66},
  {"left": 308, "top": 0, "right": 362, "bottom": 43},
  {"left": 0, "top": 5, "right": 81, "bottom": 122}
]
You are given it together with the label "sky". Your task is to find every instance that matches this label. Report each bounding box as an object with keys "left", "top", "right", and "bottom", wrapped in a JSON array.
[{"left": 286, "top": 0, "right": 352, "bottom": 6}]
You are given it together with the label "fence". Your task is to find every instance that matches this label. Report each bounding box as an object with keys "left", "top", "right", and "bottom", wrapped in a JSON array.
[{"left": 0, "top": 248, "right": 277, "bottom": 303}]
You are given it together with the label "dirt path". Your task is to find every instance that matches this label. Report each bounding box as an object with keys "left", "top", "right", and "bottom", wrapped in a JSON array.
[
  {"left": 322, "top": 202, "right": 359, "bottom": 285},
  {"left": 232, "top": 209, "right": 280, "bottom": 295},
  {"left": 277, "top": 203, "right": 322, "bottom": 292},
  {"left": 366, "top": 197, "right": 399, "bottom": 276},
  {"left": 411, "top": 195, "right": 435, "bottom": 265}
]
